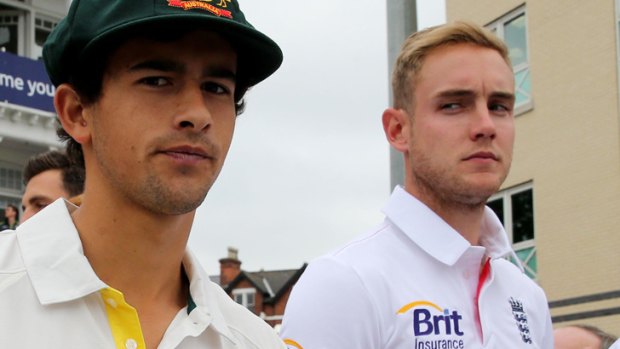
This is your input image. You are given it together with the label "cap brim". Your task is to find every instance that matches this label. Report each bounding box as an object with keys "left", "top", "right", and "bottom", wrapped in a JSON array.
[{"left": 77, "top": 14, "right": 282, "bottom": 87}]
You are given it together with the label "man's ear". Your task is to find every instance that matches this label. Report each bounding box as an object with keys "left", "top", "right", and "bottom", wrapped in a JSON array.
[
  {"left": 382, "top": 108, "right": 410, "bottom": 153},
  {"left": 54, "top": 84, "right": 92, "bottom": 145}
]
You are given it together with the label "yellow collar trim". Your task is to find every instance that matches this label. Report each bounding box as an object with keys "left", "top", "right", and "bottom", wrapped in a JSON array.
[{"left": 100, "top": 287, "right": 147, "bottom": 349}]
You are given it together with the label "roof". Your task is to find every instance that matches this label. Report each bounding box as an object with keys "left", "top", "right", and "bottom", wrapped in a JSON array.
[{"left": 225, "top": 264, "right": 307, "bottom": 303}]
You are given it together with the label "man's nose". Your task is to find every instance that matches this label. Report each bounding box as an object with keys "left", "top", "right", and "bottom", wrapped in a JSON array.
[
  {"left": 173, "top": 86, "right": 212, "bottom": 131},
  {"left": 470, "top": 104, "right": 496, "bottom": 141}
]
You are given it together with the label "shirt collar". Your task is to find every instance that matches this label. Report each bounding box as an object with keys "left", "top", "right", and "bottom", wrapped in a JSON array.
[
  {"left": 182, "top": 250, "right": 239, "bottom": 345},
  {"left": 17, "top": 198, "right": 106, "bottom": 305},
  {"left": 17, "top": 199, "right": 244, "bottom": 344},
  {"left": 382, "top": 186, "right": 516, "bottom": 266},
  {"left": 479, "top": 205, "right": 519, "bottom": 261}
]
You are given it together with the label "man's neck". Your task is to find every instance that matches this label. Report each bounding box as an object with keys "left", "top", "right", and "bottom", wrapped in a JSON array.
[
  {"left": 71, "top": 188, "right": 194, "bottom": 348},
  {"left": 70, "top": 191, "right": 193, "bottom": 305},
  {"left": 405, "top": 186, "right": 487, "bottom": 246}
]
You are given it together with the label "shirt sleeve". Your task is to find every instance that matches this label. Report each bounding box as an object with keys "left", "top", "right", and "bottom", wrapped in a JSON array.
[
  {"left": 610, "top": 339, "right": 620, "bottom": 349},
  {"left": 540, "top": 304, "right": 554, "bottom": 349},
  {"left": 528, "top": 278, "right": 554, "bottom": 349},
  {"left": 280, "top": 257, "right": 381, "bottom": 349}
]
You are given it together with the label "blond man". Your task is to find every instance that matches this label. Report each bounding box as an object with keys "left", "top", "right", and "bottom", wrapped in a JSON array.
[{"left": 281, "top": 22, "right": 553, "bottom": 348}]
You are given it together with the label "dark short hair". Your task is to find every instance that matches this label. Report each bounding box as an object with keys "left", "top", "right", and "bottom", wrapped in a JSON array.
[{"left": 23, "top": 150, "right": 85, "bottom": 198}]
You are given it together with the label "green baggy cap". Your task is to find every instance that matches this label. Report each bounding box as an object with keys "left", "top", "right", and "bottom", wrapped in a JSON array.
[{"left": 43, "top": 0, "right": 283, "bottom": 87}]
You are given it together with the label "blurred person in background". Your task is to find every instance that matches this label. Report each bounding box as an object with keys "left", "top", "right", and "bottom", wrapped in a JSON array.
[
  {"left": 0, "top": 204, "right": 19, "bottom": 230},
  {"left": 21, "top": 150, "right": 85, "bottom": 222},
  {"left": 554, "top": 324, "right": 618, "bottom": 349}
]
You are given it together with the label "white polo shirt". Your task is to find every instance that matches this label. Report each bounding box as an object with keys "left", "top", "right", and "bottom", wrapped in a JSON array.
[
  {"left": 0, "top": 199, "right": 285, "bottom": 349},
  {"left": 281, "top": 186, "right": 553, "bottom": 348}
]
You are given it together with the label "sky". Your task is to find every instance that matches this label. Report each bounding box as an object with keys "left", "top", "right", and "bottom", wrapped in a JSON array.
[{"left": 188, "top": 1, "right": 446, "bottom": 275}]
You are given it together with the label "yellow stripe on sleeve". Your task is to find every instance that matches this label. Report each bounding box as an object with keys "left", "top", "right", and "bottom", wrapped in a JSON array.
[{"left": 284, "top": 338, "right": 305, "bottom": 349}]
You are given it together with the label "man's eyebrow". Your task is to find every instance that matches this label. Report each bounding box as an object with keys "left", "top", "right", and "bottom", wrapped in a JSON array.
[
  {"left": 434, "top": 89, "right": 515, "bottom": 100},
  {"left": 434, "top": 89, "right": 476, "bottom": 99},
  {"left": 128, "top": 59, "right": 237, "bottom": 81},
  {"left": 129, "top": 59, "right": 184, "bottom": 73},
  {"left": 489, "top": 91, "right": 515, "bottom": 101},
  {"left": 26, "top": 195, "right": 51, "bottom": 205}
]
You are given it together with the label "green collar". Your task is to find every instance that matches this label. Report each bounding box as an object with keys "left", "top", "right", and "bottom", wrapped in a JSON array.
[{"left": 187, "top": 292, "right": 196, "bottom": 314}]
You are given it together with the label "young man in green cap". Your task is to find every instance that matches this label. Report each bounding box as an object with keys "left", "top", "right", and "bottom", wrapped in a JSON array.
[{"left": 0, "top": 1, "right": 284, "bottom": 348}]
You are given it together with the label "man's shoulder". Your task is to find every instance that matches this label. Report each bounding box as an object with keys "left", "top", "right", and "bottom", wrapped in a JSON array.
[
  {"left": 489, "top": 258, "right": 550, "bottom": 308},
  {"left": 323, "top": 220, "right": 395, "bottom": 263},
  {"left": 279, "top": 221, "right": 396, "bottom": 349},
  {"left": 281, "top": 222, "right": 402, "bottom": 317},
  {"left": 491, "top": 258, "right": 542, "bottom": 289}
]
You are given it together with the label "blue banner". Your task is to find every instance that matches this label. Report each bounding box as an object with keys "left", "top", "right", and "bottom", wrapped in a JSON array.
[{"left": 0, "top": 51, "right": 55, "bottom": 113}]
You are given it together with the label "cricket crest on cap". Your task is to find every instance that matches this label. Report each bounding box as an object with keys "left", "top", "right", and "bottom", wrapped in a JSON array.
[{"left": 167, "top": 0, "right": 233, "bottom": 18}]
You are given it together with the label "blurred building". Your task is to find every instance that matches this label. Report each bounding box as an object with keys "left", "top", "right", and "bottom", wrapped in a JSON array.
[
  {"left": 387, "top": 0, "right": 620, "bottom": 334},
  {"left": 0, "top": 0, "right": 68, "bottom": 215},
  {"left": 217, "top": 248, "right": 306, "bottom": 330}
]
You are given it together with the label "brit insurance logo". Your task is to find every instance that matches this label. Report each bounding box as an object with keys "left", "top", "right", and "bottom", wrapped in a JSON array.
[{"left": 397, "top": 300, "right": 465, "bottom": 349}]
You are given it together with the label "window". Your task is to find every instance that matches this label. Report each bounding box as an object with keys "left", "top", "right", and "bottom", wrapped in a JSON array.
[
  {"left": 0, "top": 2, "right": 60, "bottom": 59},
  {"left": 0, "top": 163, "right": 23, "bottom": 222},
  {"left": 33, "top": 16, "right": 57, "bottom": 60},
  {"left": 0, "top": 167, "right": 23, "bottom": 192},
  {"left": 0, "top": 9, "right": 22, "bottom": 55},
  {"left": 232, "top": 288, "right": 256, "bottom": 313},
  {"left": 487, "top": 183, "right": 537, "bottom": 279},
  {"left": 487, "top": 6, "right": 532, "bottom": 114}
]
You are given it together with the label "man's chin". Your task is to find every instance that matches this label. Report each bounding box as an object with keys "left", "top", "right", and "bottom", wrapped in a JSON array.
[
  {"left": 467, "top": 175, "right": 504, "bottom": 193},
  {"left": 454, "top": 183, "right": 502, "bottom": 206},
  {"left": 153, "top": 198, "right": 204, "bottom": 216},
  {"left": 142, "top": 186, "right": 210, "bottom": 216}
]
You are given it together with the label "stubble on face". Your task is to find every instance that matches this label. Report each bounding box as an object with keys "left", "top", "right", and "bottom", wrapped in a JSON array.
[
  {"left": 91, "top": 128, "right": 227, "bottom": 216},
  {"left": 407, "top": 126, "right": 510, "bottom": 211},
  {"left": 135, "top": 167, "right": 210, "bottom": 215}
]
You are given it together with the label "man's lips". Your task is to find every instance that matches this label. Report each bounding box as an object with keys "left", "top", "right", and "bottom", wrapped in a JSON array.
[
  {"left": 463, "top": 151, "right": 498, "bottom": 161},
  {"left": 158, "top": 145, "right": 211, "bottom": 160}
]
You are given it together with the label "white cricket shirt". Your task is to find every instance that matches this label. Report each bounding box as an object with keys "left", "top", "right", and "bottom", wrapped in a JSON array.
[
  {"left": 281, "top": 186, "right": 553, "bottom": 348},
  {"left": 0, "top": 199, "right": 285, "bottom": 349}
]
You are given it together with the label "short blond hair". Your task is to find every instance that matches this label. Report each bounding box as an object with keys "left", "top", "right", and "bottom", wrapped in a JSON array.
[{"left": 392, "top": 21, "right": 511, "bottom": 110}]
